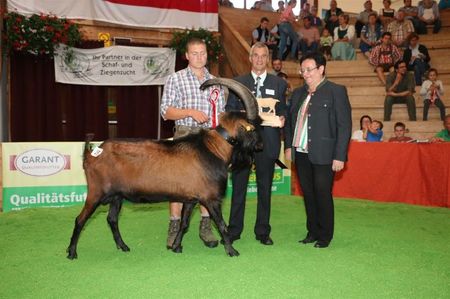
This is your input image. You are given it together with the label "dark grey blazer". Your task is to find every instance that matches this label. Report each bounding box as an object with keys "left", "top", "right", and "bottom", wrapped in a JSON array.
[
  {"left": 226, "top": 73, "right": 287, "bottom": 159},
  {"left": 284, "top": 79, "right": 352, "bottom": 165}
]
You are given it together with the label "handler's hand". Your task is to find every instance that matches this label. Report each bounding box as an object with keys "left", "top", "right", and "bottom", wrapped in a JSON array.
[
  {"left": 190, "top": 109, "right": 209, "bottom": 124},
  {"left": 332, "top": 160, "right": 345, "bottom": 172},
  {"left": 279, "top": 116, "right": 286, "bottom": 128},
  {"left": 285, "top": 148, "right": 292, "bottom": 161}
]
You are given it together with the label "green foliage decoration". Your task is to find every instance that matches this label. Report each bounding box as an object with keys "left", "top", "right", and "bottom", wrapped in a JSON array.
[
  {"left": 2, "top": 11, "right": 82, "bottom": 56},
  {"left": 169, "top": 28, "right": 223, "bottom": 63}
]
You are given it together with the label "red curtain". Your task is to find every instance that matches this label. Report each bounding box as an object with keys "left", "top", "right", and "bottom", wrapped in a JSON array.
[
  {"left": 10, "top": 53, "right": 63, "bottom": 141},
  {"left": 9, "top": 41, "right": 108, "bottom": 141}
]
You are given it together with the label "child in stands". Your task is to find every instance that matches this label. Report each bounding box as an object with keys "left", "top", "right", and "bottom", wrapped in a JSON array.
[
  {"left": 319, "top": 28, "right": 333, "bottom": 60},
  {"left": 388, "top": 122, "right": 413, "bottom": 142},
  {"left": 365, "top": 120, "right": 384, "bottom": 142},
  {"left": 420, "top": 68, "right": 446, "bottom": 121}
]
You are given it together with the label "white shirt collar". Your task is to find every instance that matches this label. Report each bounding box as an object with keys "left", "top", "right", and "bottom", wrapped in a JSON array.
[{"left": 251, "top": 71, "right": 267, "bottom": 85}]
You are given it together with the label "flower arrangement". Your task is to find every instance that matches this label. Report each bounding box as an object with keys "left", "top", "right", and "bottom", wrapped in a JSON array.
[
  {"left": 2, "top": 11, "right": 82, "bottom": 56},
  {"left": 169, "top": 28, "right": 223, "bottom": 63}
]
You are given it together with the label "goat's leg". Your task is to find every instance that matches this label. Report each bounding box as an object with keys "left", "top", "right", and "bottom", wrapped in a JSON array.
[
  {"left": 107, "top": 195, "right": 130, "bottom": 252},
  {"left": 67, "top": 193, "right": 102, "bottom": 259},
  {"left": 172, "top": 202, "right": 196, "bottom": 253},
  {"left": 203, "top": 201, "right": 240, "bottom": 257}
]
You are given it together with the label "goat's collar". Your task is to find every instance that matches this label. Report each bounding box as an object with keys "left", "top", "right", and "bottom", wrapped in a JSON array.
[{"left": 214, "top": 125, "right": 237, "bottom": 145}]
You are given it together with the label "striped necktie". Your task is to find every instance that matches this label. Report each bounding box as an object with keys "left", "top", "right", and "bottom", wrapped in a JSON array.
[
  {"left": 255, "top": 76, "right": 261, "bottom": 98},
  {"left": 292, "top": 93, "right": 312, "bottom": 152}
]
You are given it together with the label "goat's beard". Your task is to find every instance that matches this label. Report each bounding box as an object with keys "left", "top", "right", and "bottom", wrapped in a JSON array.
[{"left": 229, "top": 128, "right": 262, "bottom": 171}]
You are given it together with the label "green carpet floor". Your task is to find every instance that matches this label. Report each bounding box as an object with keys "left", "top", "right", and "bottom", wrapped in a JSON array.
[{"left": 0, "top": 196, "right": 449, "bottom": 299}]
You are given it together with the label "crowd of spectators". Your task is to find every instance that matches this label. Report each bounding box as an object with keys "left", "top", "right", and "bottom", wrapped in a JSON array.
[{"left": 226, "top": 0, "right": 449, "bottom": 140}]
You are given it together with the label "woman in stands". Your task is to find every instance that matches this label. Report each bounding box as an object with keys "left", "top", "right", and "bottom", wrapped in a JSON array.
[
  {"left": 360, "top": 13, "right": 384, "bottom": 58},
  {"left": 331, "top": 14, "right": 356, "bottom": 60},
  {"left": 379, "top": 0, "right": 396, "bottom": 29}
]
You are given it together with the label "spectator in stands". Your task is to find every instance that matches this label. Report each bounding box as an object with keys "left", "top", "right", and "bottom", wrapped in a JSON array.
[
  {"left": 277, "top": 72, "right": 293, "bottom": 102},
  {"left": 355, "top": 1, "right": 378, "bottom": 38},
  {"left": 388, "top": 122, "right": 413, "bottom": 142},
  {"left": 252, "top": 1, "right": 263, "bottom": 10},
  {"left": 403, "top": 33, "right": 430, "bottom": 86},
  {"left": 271, "top": 58, "right": 283, "bottom": 75},
  {"left": 278, "top": 0, "right": 299, "bottom": 61},
  {"left": 360, "top": 13, "right": 384, "bottom": 58},
  {"left": 387, "top": 10, "right": 415, "bottom": 49},
  {"left": 364, "top": 120, "right": 384, "bottom": 142},
  {"left": 379, "top": 0, "right": 396, "bottom": 29},
  {"left": 369, "top": 32, "right": 401, "bottom": 85},
  {"left": 430, "top": 114, "right": 450, "bottom": 142},
  {"left": 260, "top": 0, "right": 275, "bottom": 12},
  {"left": 352, "top": 115, "right": 372, "bottom": 142},
  {"left": 399, "top": 0, "right": 421, "bottom": 33},
  {"left": 418, "top": 0, "right": 442, "bottom": 34},
  {"left": 219, "top": 0, "right": 234, "bottom": 7},
  {"left": 384, "top": 60, "right": 417, "bottom": 121},
  {"left": 420, "top": 68, "right": 446, "bottom": 120},
  {"left": 310, "top": 6, "right": 323, "bottom": 28},
  {"left": 320, "top": 28, "right": 333, "bottom": 60},
  {"left": 299, "top": 2, "right": 311, "bottom": 20},
  {"left": 324, "top": 0, "right": 343, "bottom": 35},
  {"left": 331, "top": 14, "right": 356, "bottom": 61},
  {"left": 276, "top": 0, "right": 285, "bottom": 13},
  {"left": 439, "top": 0, "right": 450, "bottom": 9},
  {"left": 298, "top": 16, "right": 320, "bottom": 57},
  {"left": 252, "top": 17, "right": 278, "bottom": 58}
]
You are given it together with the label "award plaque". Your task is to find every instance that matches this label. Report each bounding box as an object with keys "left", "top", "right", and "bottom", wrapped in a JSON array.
[{"left": 257, "top": 98, "right": 282, "bottom": 127}]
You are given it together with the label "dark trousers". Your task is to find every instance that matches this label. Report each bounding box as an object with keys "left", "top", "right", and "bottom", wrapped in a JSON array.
[
  {"left": 384, "top": 95, "right": 417, "bottom": 121},
  {"left": 417, "top": 19, "right": 442, "bottom": 34},
  {"left": 228, "top": 151, "right": 276, "bottom": 239},
  {"left": 295, "top": 152, "right": 335, "bottom": 243},
  {"left": 423, "top": 98, "right": 446, "bottom": 121}
]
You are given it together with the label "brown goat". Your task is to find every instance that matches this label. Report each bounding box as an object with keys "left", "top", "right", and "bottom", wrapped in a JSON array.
[{"left": 67, "top": 78, "right": 261, "bottom": 259}]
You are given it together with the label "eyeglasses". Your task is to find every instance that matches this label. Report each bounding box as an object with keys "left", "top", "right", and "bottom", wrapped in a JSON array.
[{"left": 299, "top": 66, "right": 318, "bottom": 75}]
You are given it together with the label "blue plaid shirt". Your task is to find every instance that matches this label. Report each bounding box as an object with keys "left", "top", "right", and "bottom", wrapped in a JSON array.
[{"left": 161, "top": 66, "right": 225, "bottom": 128}]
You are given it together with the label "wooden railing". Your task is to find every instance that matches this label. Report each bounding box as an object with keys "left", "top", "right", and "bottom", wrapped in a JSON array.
[{"left": 219, "top": 14, "right": 251, "bottom": 77}]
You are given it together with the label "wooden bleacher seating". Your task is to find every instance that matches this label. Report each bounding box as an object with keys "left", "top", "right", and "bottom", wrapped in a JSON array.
[{"left": 219, "top": 7, "right": 450, "bottom": 140}]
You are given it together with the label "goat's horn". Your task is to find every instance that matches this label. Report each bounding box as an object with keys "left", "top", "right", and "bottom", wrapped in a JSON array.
[{"left": 200, "top": 78, "right": 258, "bottom": 121}]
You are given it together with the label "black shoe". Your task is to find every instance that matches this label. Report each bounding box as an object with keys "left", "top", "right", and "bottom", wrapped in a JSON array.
[
  {"left": 299, "top": 236, "right": 317, "bottom": 244},
  {"left": 256, "top": 236, "right": 274, "bottom": 245},
  {"left": 314, "top": 241, "right": 329, "bottom": 248}
]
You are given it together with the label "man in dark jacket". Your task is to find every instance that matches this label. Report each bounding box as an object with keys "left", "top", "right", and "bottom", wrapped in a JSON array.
[
  {"left": 284, "top": 52, "right": 352, "bottom": 248},
  {"left": 226, "top": 42, "right": 287, "bottom": 246},
  {"left": 402, "top": 33, "right": 430, "bottom": 85}
]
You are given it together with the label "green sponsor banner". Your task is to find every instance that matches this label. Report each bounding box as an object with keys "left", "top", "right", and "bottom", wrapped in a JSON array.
[
  {"left": 226, "top": 167, "right": 291, "bottom": 197},
  {"left": 3, "top": 185, "right": 87, "bottom": 212}
]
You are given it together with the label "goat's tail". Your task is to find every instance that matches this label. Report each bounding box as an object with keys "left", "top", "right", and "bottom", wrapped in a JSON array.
[{"left": 83, "top": 133, "right": 95, "bottom": 166}]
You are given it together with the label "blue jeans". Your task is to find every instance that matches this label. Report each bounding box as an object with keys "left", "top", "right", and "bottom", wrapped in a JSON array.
[
  {"left": 409, "top": 59, "right": 429, "bottom": 85},
  {"left": 299, "top": 40, "right": 318, "bottom": 55},
  {"left": 278, "top": 22, "right": 298, "bottom": 60}
]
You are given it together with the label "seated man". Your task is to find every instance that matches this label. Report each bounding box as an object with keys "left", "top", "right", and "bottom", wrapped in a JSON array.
[
  {"left": 384, "top": 60, "right": 417, "bottom": 121},
  {"left": 387, "top": 10, "right": 415, "bottom": 49},
  {"left": 271, "top": 58, "right": 283, "bottom": 75},
  {"left": 355, "top": 0, "right": 377, "bottom": 38},
  {"left": 430, "top": 114, "right": 450, "bottom": 142},
  {"left": 298, "top": 16, "right": 320, "bottom": 56},
  {"left": 399, "top": 0, "right": 421, "bottom": 33},
  {"left": 252, "top": 17, "right": 278, "bottom": 58},
  {"left": 388, "top": 122, "right": 413, "bottom": 142},
  {"left": 417, "top": 0, "right": 441, "bottom": 34},
  {"left": 369, "top": 32, "right": 402, "bottom": 85},
  {"left": 402, "top": 33, "right": 430, "bottom": 86}
]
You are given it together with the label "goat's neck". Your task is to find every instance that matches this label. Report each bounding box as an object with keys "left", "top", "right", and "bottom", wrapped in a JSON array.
[{"left": 205, "top": 131, "right": 233, "bottom": 163}]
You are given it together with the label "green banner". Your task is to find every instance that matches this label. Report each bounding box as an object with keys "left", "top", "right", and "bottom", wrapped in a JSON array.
[{"left": 3, "top": 185, "right": 87, "bottom": 212}]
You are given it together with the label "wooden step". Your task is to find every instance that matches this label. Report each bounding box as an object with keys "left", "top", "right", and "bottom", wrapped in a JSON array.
[{"left": 351, "top": 105, "right": 446, "bottom": 121}]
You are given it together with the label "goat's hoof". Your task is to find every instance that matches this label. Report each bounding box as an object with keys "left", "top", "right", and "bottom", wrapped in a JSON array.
[
  {"left": 225, "top": 246, "right": 240, "bottom": 257},
  {"left": 172, "top": 246, "right": 183, "bottom": 253},
  {"left": 118, "top": 244, "right": 130, "bottom": 252},
  {"left": 67, "top": 252, "right": 78, "bottom": 260}
]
